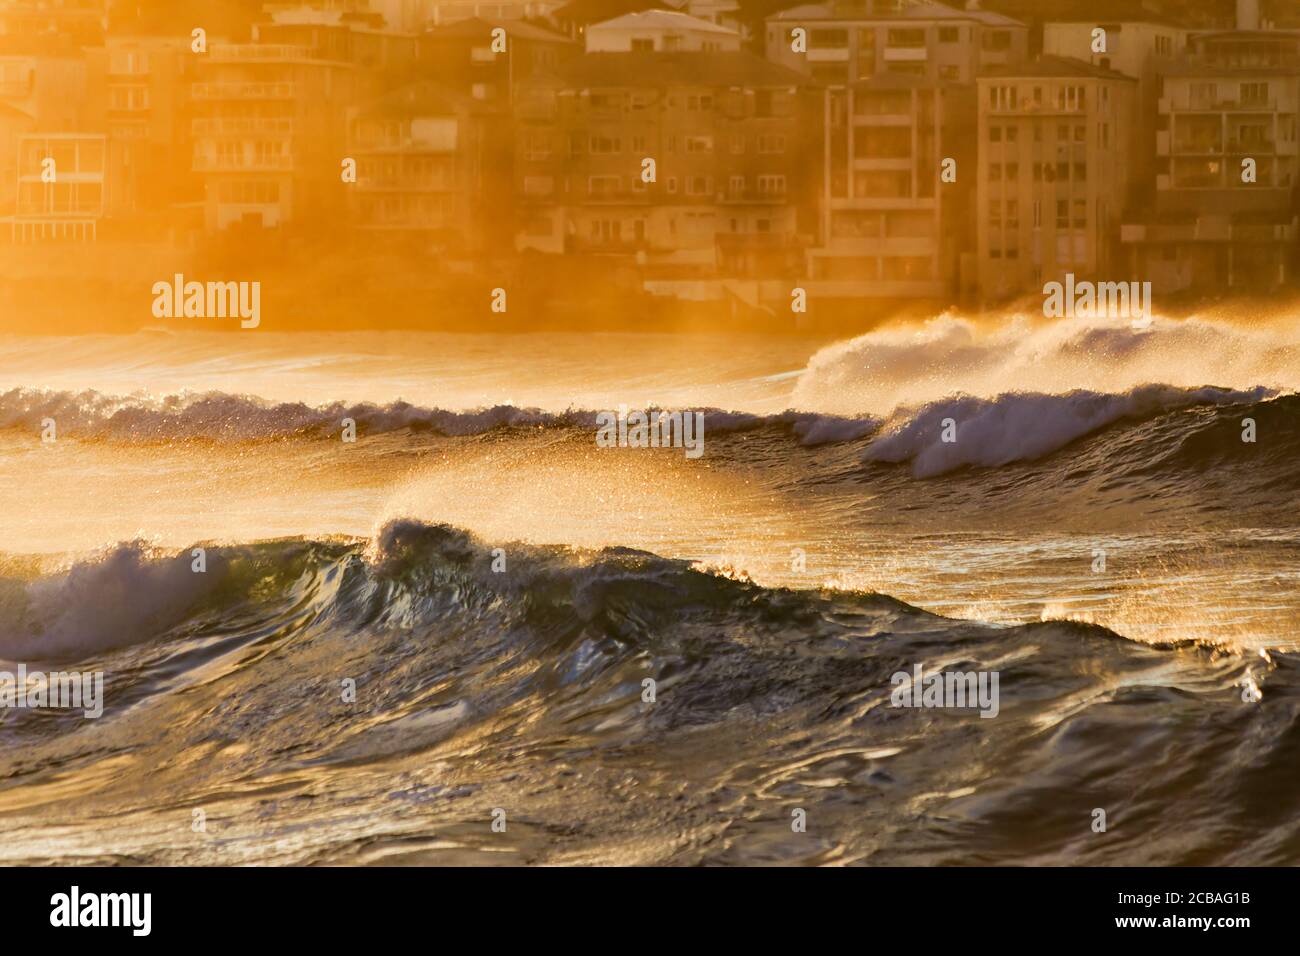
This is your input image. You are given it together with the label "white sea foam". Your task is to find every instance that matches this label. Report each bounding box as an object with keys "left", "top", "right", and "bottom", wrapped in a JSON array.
[{"left": 863, "top": 385, "right": 1275, "bottom": 477}]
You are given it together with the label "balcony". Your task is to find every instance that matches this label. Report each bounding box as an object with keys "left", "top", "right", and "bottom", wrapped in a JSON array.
[
  {"left": 1165, "top": 96, "right": 1277, "bottom": 112},
  {"left": 1226, "top": 137, "right": 1274, "bottom": 153},
  {"left": 193, "top": 154, "right": 294, "bottom": 171},
  {"left": 1169, "top": 138, "right": 1224, "bottom": 154},
  {"left": 192, "top": 117, "right": 295, "bottom": 136},
  {"left": 208, "top": 45, "right": 315, "bottom": 63},
  {"left": 192, "top": 82, "right": 297, "bottom": 100},
  {"left": 882, "top": 47, "right": 927, "bottom": 62},
  {"left": 1122, "top": 219, "right": 1295, "bottom": 243}
]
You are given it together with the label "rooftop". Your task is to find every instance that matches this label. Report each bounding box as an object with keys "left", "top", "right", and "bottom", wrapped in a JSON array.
[
  {"left": 589, "top": 9, "right": 738, "bottom": 35},
  {"left": 769, "top": 0, "right": 1022, "bottom": 27},
  {"left": 425, "top": 15, "right": 574, "bottom": 44},
  {"left": 981, "top": 54, "right": 1137, "bottom": 80},
  {"left": 548, "top": 49, "right": 814, "bottom": 87}
]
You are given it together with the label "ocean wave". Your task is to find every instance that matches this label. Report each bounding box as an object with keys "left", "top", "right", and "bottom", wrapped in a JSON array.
[
  {"left": 793, "top": 314, "right": 1300, "bottom": 417},
  {"left": 0, "top": 387, "right": 878, "bottom": 447},
  {"left": 0, "top": 519, "right": 1289, "bottom": 865},
  {"left": 863, "top": 384, "right": 1277, "bottom": 477}
]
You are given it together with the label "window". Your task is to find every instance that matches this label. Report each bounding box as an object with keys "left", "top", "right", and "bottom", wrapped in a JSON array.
[
  {"left": 684, "top": 135, "right": 713, "bottom": 154},
  {"left": 988, "top": 85, "right": 1017, "bottom": 111},
  {"left": 758, "top": 134, "right": 785, "bottom": 154},
  {"left": 686, "top": 94, "right": 714, "bottom": 111},
  {"left": 757, "top": 174, "right": 786, "bottom": 195},
  {"left": 1242, "top": 82, "right": 1269, "bottom": 106},
  {"left": 589, "top": 135, "right": 621, "bottom": 154},
  {"left": 630, "top": 38, "right": 653, "bottom": 52},
  {"left": 989, "top": 126, "right": 1002, "bottom": 142},
  {"left": 110, "top": 86, "right": 149, "bottom": 111},
  {"left": 589, "top": 176, "right": 621, "bottom": 197},
  {"left": 811, "top": 28, "right": 849, "bottom": 46},
  {"left": 109, "top": 50, "right": 149, "bottom": 74},
  {"left": 886, "top": 28, "right": 925, "bottom": 48},
  {"left": 1057, "top": 85, "right": 1086, "bottom": 111},
  {"left": 939, "top": 27, "right": 959, "bottom": 43}
]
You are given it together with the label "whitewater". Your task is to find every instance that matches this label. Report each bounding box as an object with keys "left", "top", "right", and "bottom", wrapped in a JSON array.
[{"left": 0, "top": 311, "right": 1296, "bottom": 864}]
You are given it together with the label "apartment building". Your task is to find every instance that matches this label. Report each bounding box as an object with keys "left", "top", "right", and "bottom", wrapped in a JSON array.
[
  {"left": 1121, "top": 26, "right": 1300, "bottom": 292},
  {"left": 513, "top": 51, "right": 815, "bottom": 282},
  {"left": 370, "top": 0, "right": 439, "bottom": 32},
  {"left": 765, "top": 0, "right": 1018, "bottom": 303},
  {"left": 84, "top": 36, "right": 198, "bottom": 223},
  {"left": 422, "top": 16, "right": 576, "bottom": 105},
  {"left": 0, "top": 51, "right": 86, "bottom": 131},
  {"left": 10, "top": 132, "right": 106, "bottom": 241},
  {"left": 0, "top": 44, "right": 105, "bottom": 242},
  {"left": 191, "top": 40, "right": 357, "bottom": 231},
  {"left": 424, "top": 0, "right": 567, "bottom": 25},
  {"left": 1044, "top": 18, "right": 1189, "bottom": 199},
  {"left": 765, "top": 0, "right": 1028, "bottom": 87},
  {"left": 808, "top": 75, "right": 974, "bottom": 302},
  {"left": 347, "top": 79, "right": 509, "bottom": 252},
  {"left": 584, "top": 10, "right": 742, "bottom": 52},
  {"left": 976, "top": 56, "right": 1137, "bottom": 299},
  {"left": 255, "top": 5, "right": 426, "bottom": 78},
  {"left": 0, "top": 0, "right": 107, "bottom": 44}
]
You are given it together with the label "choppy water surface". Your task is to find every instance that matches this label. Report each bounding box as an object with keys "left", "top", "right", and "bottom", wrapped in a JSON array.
[{"left": 0, "top": 315, "right": 1296, "bottom": 864}]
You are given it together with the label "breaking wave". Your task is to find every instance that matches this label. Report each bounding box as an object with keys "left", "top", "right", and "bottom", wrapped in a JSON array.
[{"left": 0, "top": 520, "right": 1292, "bottom": 865}]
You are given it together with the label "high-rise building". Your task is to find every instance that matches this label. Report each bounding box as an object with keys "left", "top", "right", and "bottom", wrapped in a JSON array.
[
  {"left": 1121, "top": 27, "right": 1300, "bottom": 291},
  {"left": 976, "top": 56, "right": 1137, "bottom": 299}
]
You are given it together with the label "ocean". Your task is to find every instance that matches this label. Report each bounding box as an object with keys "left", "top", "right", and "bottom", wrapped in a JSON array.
[{"left": 0, "top": 313, "right": 1297, "bottom": 864}]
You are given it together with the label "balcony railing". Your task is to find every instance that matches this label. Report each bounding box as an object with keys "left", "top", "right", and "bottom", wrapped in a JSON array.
[
  {"left": 191, "top": 82, "right": 297, "bottom": 100},
  {"left": 192, "top": 117, "right": 295, "bottom": 135},
  {"left": 208, "top": 45, "right": 315, "bottom": 63},
  {"left": 193, "top": 154, "right": 294, "bottom": 171}
]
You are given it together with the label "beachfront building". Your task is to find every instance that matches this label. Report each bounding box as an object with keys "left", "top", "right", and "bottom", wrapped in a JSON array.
[
  {"left": 764, "top": 0, "right": 1028, "bottom": 87},
  {"left": 1043, "top": 16, "right": 1189, "bottom": 203},
  {"left": 346, "top": 79, "right": 510, "bottom": 253},
  {"left": 190, "top": 40, "right": 357, "bottom": 231},
  {"left": 421, "top": 16, "right": 577, "bottom": 105},
  {"left": 84, "top": 35, "right": 199, "bottom": 223},
  {"left": 583, "top": 9, "right": 742, "bottom": 52},
  {"left": 513, "top": 50, "right": 816, "bottom": 286},
  {"left": 1120, "top": 26, "right": 1300, "bottom": 292},
  {"left": 0, "top": 50, "right": 86, "bottom": 131},
  {"left": 10, "top": 132, "right": 106, "bottom": 241},
  {"left": 806, "top": 75, "right": 975, "bottom": 303},
  {"left": 423, "top": 0, "right": 567, "bottom": 25},
  {"left": 0, "top": 0, "right": 108, "bottom": 44},
  {"left": 975, "top": 56, "right": 1137, "bottom": 300},
  {"left": 765, "top": 0, "right": 1024, "bottom": 306}
]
